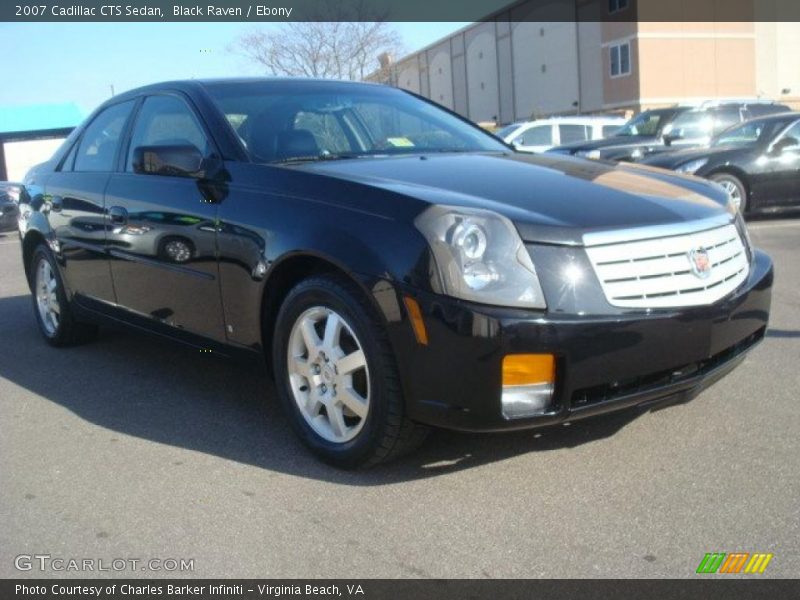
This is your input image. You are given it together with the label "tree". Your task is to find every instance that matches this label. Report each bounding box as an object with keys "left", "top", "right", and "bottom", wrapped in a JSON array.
[{"left": 232, "top": 20, "right": 403, "bottom": 82}]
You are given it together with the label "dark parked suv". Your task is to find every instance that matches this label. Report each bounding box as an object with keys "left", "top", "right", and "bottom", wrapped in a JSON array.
[
  {"left": 20, "top": 79, "right": 773, "bottom": 467},
  {"left": 548, "top": 100, "right": 790, "bottom": 162}
]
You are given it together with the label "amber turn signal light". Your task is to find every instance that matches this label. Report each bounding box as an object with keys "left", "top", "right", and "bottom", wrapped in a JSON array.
[
  {"left": 502, "top": 354, "right": 555, "bottom": 387},
  {"left": 403, "top": 296, "right": 429, "bottom": 346}
]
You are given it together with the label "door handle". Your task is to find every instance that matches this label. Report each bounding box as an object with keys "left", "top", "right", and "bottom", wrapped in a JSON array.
[
  {"left": 108, "top": 206, "right": 128, "bottom": 225},
  {"left": 50, "top": 196, "right": 63, "bottom": 212}
]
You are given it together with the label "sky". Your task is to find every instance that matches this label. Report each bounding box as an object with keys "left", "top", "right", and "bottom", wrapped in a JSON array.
[{"left": 0, "top": 22, "right": 468, "bottom": 115}]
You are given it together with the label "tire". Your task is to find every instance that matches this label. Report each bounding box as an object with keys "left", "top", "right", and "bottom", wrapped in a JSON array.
[
  {"left": 30, "top": 244, "right": 98, "bottom": 347},
  {"left": 272, "top": 274, "right": 428, "bottom": 468},
  {"left": 710, "top": 173, "right": 748, "bottom": 214}
]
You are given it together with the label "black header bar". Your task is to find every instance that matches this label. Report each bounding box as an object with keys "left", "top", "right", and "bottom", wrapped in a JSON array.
[{"left": 4, "top": 0, "right": 800, "bottom": 23}]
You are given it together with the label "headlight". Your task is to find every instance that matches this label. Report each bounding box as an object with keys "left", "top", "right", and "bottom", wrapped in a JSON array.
[
  {"left": 676, "top": 158, "right": 708, "bottom": 174},
  {"left": 578, "top": 149, "right": 601, "bottom": 160},
  {"left": 415, "top": 205, "right": 546, "bottom": 309}
]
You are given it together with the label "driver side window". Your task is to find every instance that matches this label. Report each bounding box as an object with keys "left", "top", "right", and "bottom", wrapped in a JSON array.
[
  {"left": 126, "top": 95, "right": 210, "bottom": 172},
  {"left": 73, "top": 100, "right": 135, "bottom": 172}
]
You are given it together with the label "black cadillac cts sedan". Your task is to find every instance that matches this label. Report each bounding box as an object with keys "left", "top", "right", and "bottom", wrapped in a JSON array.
[{"left": 20, "top": 79, "right": 773, "bottom": 467}]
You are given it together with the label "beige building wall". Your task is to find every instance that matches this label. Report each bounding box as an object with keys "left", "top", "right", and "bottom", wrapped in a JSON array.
[
  {"left": 601, "top": 20, "right": 775, "bottom": 111},
  {"left": 465, "top": 22, "right": 500, "bottom": 122},
  {"left": 637, "top": 34, "right": 756, "bottom": 106},
  {"left": 577, "top": 20, "right": 604, "bottom": 113},
  {"left": 370, "top": 0, "right": 799, "bottom": 120},
  {"left": 755, "top": 22, "right": 800, "bottom": 109},
  {"left": 396, "top": 60, "right": 421, "bottom": 94},
  {"left": 428, "top": 43, "right": 454, "bottom": 109},
  {"left": 512, "top": 21, "right": 581, "bottom": 119}
]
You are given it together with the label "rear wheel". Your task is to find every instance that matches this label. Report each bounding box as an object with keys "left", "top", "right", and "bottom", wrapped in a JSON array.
[
  {"left": 272, "top": 275, "right": 428, "bottom": 468},
  {"left": 710, "top": 173, "right": 748, "bottom": 214},
  {"left": 30, "top": 244, "right": 98, "bottom": 346}
]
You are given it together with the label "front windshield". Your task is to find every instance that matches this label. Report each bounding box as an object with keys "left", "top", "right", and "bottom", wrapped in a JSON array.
[
  {"left": 615, "top": 111, "right": 667, "bottom": 137},
  {"left": 495, "top": 124, "right": 520, "bottom": 139},
  {"left": 712, "top": 119, "right": 790, "bottom": 147},
  {"left": 204, "top": 81, "right": 509, "bottom": 163}
]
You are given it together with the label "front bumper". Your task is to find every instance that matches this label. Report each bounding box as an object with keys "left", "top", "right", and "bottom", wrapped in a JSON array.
[{"left": 391, "top": 249, "right": 773, "bottom": 432}]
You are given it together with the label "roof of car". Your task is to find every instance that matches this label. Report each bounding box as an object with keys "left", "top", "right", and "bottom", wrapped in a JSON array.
[
  {"left": 507, "top": 115, "right": 625, "bottom": 126},
  {"left": 740, "top": 110, "right": 799, "bottom": 123},
  {"left": 115, "top": 77, "right": 382, "bottom": 97},
  {"left": 91, "top": 78, "right": 393, "bottom": 118}
]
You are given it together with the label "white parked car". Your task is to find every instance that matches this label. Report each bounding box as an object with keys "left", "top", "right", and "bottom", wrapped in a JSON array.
[{"left": 497, "top": 116, "right": 626, "bottom": 153}]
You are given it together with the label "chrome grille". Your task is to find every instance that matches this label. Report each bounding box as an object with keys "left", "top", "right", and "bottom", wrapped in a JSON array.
[{"left": 585, "top": 224, "right": 749, "bottom": 308}]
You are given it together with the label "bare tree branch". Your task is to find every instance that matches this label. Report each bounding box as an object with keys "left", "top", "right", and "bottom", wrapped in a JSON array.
[{"left": 230, "top": 6, "right": 403, "bottom": 81}]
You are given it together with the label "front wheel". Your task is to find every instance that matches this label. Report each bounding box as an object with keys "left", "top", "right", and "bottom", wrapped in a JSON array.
[
  {"left": 710, "top": 173, "right": 748, "bottom": 214},
  {"left": 272, "top": 275, "right": 427, "bottom": 468},
  {"left": 30, "top": 244, "right": 98, "bottom": 346}
]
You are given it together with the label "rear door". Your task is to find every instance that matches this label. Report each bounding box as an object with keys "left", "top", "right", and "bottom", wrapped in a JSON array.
[
  {"left": 104, "top": 93, "right": 226, "bottom": 341},
  {"left": 44, "top": 100, "right": 136, "bottom": 303}
]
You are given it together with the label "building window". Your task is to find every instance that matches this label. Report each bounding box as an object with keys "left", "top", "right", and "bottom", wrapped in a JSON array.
[
  {"left": 608, "top": 0, "right": 629, "bottom": 14},
  {"left": 610, "top": 42, "right": 631, "bottom": 77}
]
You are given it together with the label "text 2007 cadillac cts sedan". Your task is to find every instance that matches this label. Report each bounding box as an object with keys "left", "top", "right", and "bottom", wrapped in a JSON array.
[{"left": 20, "top": 79, "right": 772, "bottom": 468}]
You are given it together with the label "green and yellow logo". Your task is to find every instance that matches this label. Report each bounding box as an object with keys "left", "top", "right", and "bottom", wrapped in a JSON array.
[{"left": 696, "top": 552, "right": 774, "bottom": 574}]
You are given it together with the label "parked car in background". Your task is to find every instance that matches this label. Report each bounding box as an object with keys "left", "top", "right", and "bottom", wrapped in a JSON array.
[
  {"left": 2, "top": 181, "right": 32, "bottom": 238},
  {"left": 547, "top": 100, "right": 791, "bottom": 162},
  {"left": 0, "top": 181, "right": 23, "bottom": 203},
  {"left": 641, "top": 112, "right": 800, "bottom": 214},
  {"left": 0, "top": 190, "right": 19, "bottom": 232},
  {"left": 19, "top": 78, "right": 772, "bottom": 468},
  {"left": 660, "top": 100, "right": 792, "bottom": 150},
  {"left": 496, "top": 116, "right": 625, "bottom": 153}
]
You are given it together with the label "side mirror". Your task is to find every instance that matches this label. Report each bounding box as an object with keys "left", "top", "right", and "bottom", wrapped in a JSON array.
[
  {"left": 132, "top": 145, "right": 205, "bottom": 178},
  {"left": 769, "top": 136, "right": 800, "bottom": 156},
  {"left": 663, "top": 130, "right": 684, "bottom": 146}
]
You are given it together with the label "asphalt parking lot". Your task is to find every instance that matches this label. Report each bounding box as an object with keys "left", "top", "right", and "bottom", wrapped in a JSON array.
[{"left": 0, "top": 217, "right": 798, "bottom": 579}]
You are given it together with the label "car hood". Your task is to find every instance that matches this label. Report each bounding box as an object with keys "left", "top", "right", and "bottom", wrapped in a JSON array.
[
  {"left": 299, "top": 152, "right": 731, "bottom": 245},
  {"left": 547, "top": 135, "right": 656, "bottom": 155},
  {"left": 641, "top": 144, "right": 754, "bottom": 169}
]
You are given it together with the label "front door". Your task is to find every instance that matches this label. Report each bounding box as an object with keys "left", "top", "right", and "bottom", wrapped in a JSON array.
[
  {"left": 752, "top": 120, "right": 800, "bottom": 208},
  {"left": 104, "top": 93, "right": 225, "bottom": 341}
]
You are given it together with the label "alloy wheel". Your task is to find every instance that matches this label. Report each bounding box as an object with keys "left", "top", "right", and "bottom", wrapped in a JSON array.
[
  {"left": 287, "top": 306, "right": 370, "bottom": 443},
  {"left": 718, "top": 179, "right": 743, "bottom": 212},
  {"left": 35, "top": 258, "right": 60, "bottom": 336}
]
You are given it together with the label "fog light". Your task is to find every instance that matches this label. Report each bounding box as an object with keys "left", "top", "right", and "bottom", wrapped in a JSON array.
[{"left": 502, "top": 354, "right": 555, "bottom": 419}]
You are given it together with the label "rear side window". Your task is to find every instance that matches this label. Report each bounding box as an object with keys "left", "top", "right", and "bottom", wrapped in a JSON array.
[
  {"left": 73, "top": 101, "right": 135, "bottom": 172},
  {"left": 602, "top": 124, "right": 621, "bottom": 137},
  {"left": 514, "top": 125, "right": 552, "bottom": 146},
  {"left": 559, "top": 124, "right": 590, "bottom": 144},
  {"left": 60, "top": 140, "right": 79, "bottom": 172},
  {"left": 126, "top": 95, "right": 210, "bottom": 171}
]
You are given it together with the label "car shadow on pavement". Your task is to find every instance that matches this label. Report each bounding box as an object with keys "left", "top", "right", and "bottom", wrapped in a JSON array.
[{"left": 0, "top": 294, "right": 650, "bottom": 485}]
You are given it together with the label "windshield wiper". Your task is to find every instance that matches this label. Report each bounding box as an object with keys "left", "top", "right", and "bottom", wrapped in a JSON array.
[{"left": 270, "top": 153, "right": 356, "bottom": 165}]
